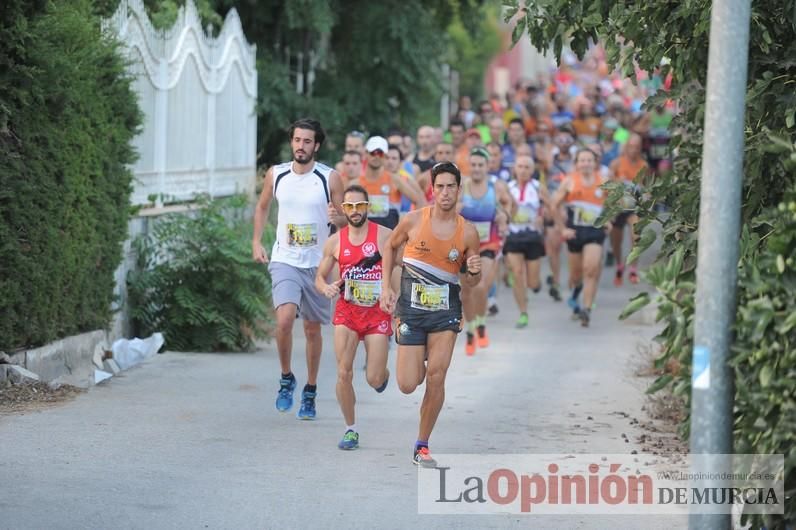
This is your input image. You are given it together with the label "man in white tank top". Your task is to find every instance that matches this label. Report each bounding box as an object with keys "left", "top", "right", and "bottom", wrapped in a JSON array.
[{"left": 252, "top": 118, "right": 345, "bottom": 419}]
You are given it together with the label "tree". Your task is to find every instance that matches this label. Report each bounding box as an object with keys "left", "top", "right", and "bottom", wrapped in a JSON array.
[
  {"left": 508, "top": 0, "right": 796, "bottom": 526},
  {"left": 137, "top": 0, "right": 489, "bottom": 164}
]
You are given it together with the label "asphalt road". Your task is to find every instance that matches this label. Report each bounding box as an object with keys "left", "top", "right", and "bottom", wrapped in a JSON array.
[{"left": 1, "top": 259, "right": 687, "bottom": 529}]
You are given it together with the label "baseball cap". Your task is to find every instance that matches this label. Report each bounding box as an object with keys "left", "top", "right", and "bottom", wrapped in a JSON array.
[{"left": 365, "top": 136, "right": 388, "bottom": 153}]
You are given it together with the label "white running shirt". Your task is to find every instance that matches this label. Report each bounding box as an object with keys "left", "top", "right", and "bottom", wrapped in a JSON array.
[
  {"left": 270, "top": 161, "right": 333, "bottom": 268},
  {"left": 508, "top": 179, "right": 542, "bottom": 234}
]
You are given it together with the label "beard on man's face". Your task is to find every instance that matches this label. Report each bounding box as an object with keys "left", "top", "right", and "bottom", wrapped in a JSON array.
[
  {"left": 293, "top": 148, "right": 314, "bottom": 164},
  {"left": 346, "top": 212, "right": 368, "bottom": 227}
]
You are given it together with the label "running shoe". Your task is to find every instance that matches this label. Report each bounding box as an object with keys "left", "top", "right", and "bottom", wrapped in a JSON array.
[
  {"left": 476, "top": 325, "right": 489, "bottom": 348},
  {"left": 275, "top": 376, "right": 296, "bottom": 412},
  {"left": 296, "top": 390, "right": 317, "bottom": 420},
  {"left": 580, "top": 308, "right": 591, "bottom": 328},
  {"left": 614, "top": 266, "right": 624, "bottom": 287},
  {"left": 549, "top": 284, "right": 562, "bottom": 301},
  {"left": 465, "top": 332, "right": 476, "bottom": 356},
  {"left": 413, "top": 446, "right": 438, "bottom": 468},
  {"left": 515, "top": 312, "right": 529, "bottom": 329},
  {"left": 488, "top": 303, "right": 499, "bottom": 316},
  {"left": 629, "top": 268, "right": 639, "bottom": 284},
  {"left": 338, "top": 430, "right": 359, "bottom": 450}
]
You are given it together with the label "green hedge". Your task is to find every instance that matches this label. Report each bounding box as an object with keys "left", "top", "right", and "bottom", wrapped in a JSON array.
[{"left": 0, "top": 0, "right": 141, "bottom": 350}]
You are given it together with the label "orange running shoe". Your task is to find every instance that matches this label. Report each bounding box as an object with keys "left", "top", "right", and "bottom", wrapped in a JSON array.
[
  {"left": 476, "top": 325, "right": 489, "bottom": 348},
  {"left": 465, "top": 332, "right": 476, "bottom": 356}
]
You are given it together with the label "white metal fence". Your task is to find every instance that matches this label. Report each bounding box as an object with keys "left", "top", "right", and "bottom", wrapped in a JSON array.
[{"left": 103, "top": 0, "right": 257, "bottom": 206}]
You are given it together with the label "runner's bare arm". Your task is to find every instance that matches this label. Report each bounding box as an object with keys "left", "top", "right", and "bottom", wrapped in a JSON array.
[
  {"left": 392, "top": 173, "right": 427, "bottom": 207},
  {"left": 328, "top": 170, "right": 347, "bottom": 228},
  {"left": 376, "top": 224, "right": 394, "bottom": 255},
  {"left": 380, "top": 211, "right": 416, "bottom": 314},
  {"left": 495, "top": 179, "right": 516, "bottom": 218},
  {"left": 416, "top": 170, "right": 430, "bottom": 194},
  {"left": 252, "top": 167, "right": 274, "bottom": 263},
  {"left": 315, "top": 234, "right": 342, "bottom": 298},
  {"left": 552, "top": 177, "right": 574, "bottom": 238},
  {"left": 462, "top": 223, "right": 482, "bottom": 287}
]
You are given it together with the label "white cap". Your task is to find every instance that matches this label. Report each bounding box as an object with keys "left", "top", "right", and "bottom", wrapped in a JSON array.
[{"left": 365, "top": 136, "right": 389, "bottom": 153}]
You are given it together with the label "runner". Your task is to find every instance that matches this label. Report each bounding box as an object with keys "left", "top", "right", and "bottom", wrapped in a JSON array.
[
  {"left": 552, "top": 148, "right": 610, "bottom": 327},
  {"left": 341, "top": 150, "right": 363, "bottom": 187},
  {"left": 385, "top": 143, "right": 426, "bottom": 212},
  {"left": 609, "top": 133, "right": 649, "bottom": 285},
  {"left": 458, "top": 147, "right": 513, "bottom": 354},
  {"left": 413, "top": 125, "right": 437, "bottom": 173},
  {"left": 359, "top": 136, "right": 420, "bottom": 230},
  {"left": 504, "top": 154, "right": 546, "bottom": 328},
  {"left": 252, "top": 118, "right": 345, "bottom": 417},
  {"left": 380, "top": 161, "right": 482, "bottom": 468},
  {"left": 416, "top": 141, "right": 454, "bottom": 205},
  {"left": 335, "top": 130, "right": 367, "bottom": 175},
  {"left": 315, "top": 184, "right": 393, "bottom": 450}
]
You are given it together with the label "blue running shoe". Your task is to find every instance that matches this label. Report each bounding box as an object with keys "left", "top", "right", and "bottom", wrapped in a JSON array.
[
  {"left": 338, "top": 430, "right": 359, "bottom": 450},
  {"left": 296, "top": 390, "right": 317, "bottom": 420},
  {"left": 275, "top": 376, "right": 296, "bottom": 412}
]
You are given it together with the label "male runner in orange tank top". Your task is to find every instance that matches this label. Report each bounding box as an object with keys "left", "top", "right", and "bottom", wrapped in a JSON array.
[{"left": 380, "top": 162, "right": 482, "bottom": 468}]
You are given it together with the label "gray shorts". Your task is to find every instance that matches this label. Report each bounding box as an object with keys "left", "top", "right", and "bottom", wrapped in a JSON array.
[{"left": 268, "top": 261, "right": 331, "bottom": 324}]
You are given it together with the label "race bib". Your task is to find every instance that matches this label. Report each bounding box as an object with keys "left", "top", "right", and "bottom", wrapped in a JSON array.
[
  {"left": 473, "top": 221, "right": 491, "bottom": 243},
  {"left": 410, "top": 283, "right": 450, "bottom": 312},
  {"left": 512, "top": 204, "right": 535, "bottom": 225},
  {"left": 286, "top": 223, "right": 318, "bottom": 247},
  {"left": 572, "top": 206, "right": 599, "bottom": 227},
  {"left": 344, "top": 279, "right": 381, "bottom": 307},
  {"left": 369, "top": 195, "right": 390, "bottom": 218},
  {"left": 650, "top": 143, "right": 670, "bottom": 160}
]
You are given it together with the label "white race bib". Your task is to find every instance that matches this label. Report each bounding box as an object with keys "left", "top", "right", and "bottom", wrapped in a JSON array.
[
  {"left": 344, "top": 279, "right": 381, "bottom": 307},
  {"left": 513, "top": 204, "right": 535, "bottom": 225},
  {"left": 286, "top": 223, "right": 318, "bottom": 247},
  {"left": 572, "top": 207, "right": 599, "bottom": 227},
  {"left": 473, "top": 221, "right": 491, "bottom": 243},
  {"left": 369, "top": 195, "right": 390, "bottom": 218},
  {"left": 410, "top": 283, "right": 450, "bottom": 311}
]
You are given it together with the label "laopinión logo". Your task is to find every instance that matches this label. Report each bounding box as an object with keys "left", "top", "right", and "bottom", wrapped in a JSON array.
[{"left": 417, "top": 454, "right": 784, "bottom": 516}]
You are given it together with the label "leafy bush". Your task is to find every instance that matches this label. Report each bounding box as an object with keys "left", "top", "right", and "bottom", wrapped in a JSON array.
[
  {"left": 0, "top": 0, "right": 141, "bottom": 350},
  {"left": 128, "top": 195, "right": 273, "bottom": 352}
]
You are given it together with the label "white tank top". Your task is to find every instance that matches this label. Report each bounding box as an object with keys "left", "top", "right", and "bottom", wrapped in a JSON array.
[
  {"left": 508, "top": 179, "right": 542, "bottom": 233},
  {"left": 270, "top": 161, "right": 333, "bottom": 268}
]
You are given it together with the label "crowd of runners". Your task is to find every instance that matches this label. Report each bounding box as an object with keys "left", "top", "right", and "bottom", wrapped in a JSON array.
[{"left": 251, "top": 49, "right": 674, "bottom": 467}]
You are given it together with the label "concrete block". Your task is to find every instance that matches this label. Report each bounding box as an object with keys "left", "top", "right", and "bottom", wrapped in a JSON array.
[
  {"left": 8, "top": 365, "right": 41, "bottom": 384},
  {"left": 24, "top": 329, "right": 103, "bottom": 387},
  {"left": 103, "top": 359, "right": 121, "bottom": 375},
  {"left": 0, "top": 365, "right": 8, "bottom": 383}
]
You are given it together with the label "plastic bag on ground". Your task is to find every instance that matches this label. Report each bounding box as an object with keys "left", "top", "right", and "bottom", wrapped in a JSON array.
[{"left": 111, "top": 332, "right": 164, "bottom": 370}]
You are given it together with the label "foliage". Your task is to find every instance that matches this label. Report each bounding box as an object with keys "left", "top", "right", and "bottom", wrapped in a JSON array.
[
  {"left": 447, "top": 4, "right": 503, "bottom": 100},
  {"left": 0, "top": 0, "right": 141, "bottom": 350},
  {"left": 128, "top": 195, "right": 273, "bottom": 352},
  {"left": 138, "top": 0, "right": 490, "bottom": 165},
  {"left": 512, "top": 0, "right": 796, "bottom": 525}
]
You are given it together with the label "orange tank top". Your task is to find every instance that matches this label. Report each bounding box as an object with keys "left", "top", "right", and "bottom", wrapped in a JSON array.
[
  {"left": 360, "top": 172, "right": 402, "bottom": 204},
  {"left": 567, "top": 172, "right": 605, "bottom": 207},
  {"left": 403, "top": 206, "right": 467, "bottom": 284},
  {"left": 615, "top": 156, "right": 648, "bottom": 183}
]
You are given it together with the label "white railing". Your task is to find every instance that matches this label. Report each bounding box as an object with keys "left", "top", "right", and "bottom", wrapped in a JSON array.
[{"left": 103, "top": 0, "right": 257, "bottom": 206}]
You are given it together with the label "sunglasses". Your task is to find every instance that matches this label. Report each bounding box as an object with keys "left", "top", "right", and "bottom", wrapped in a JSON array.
[
  {"left": 341, "top": 201, "right": 369, "bottom": 213},
  {"left": 369, "top": 150, "right": 385, "bottom": 157}
]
